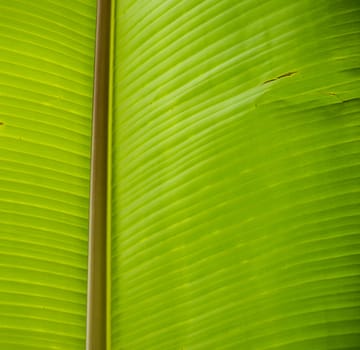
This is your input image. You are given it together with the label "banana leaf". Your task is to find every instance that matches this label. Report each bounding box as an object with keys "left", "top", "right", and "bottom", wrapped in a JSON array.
[
  {"left": 111, "top": 1, "right": 360, "bottom": 349},
  {"left": 0, "top": 0, "right": 359, "bottom": 349}
]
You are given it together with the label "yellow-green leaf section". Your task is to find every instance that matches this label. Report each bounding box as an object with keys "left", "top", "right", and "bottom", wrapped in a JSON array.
[
  {"left": 111, "top": 1, "right": 360, "bottom": 349},
  {"left": 0, "top": 1, "right": 97, "bottom": 349}
]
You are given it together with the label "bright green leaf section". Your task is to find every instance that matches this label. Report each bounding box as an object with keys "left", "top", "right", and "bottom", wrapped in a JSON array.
[
  {"left": 112, "top": 1, "right": 360, "bottom": 349},
  {"left": 0, "top": 1, "right": 96, "bottom": 349}
]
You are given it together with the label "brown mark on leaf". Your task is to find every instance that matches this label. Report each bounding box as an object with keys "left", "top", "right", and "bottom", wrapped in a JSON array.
[
  {"left": 263, "top": 71, "right": 298, "bottom": 84},
  {"left": 0, "top": 122, "right": 4, "bottom": 126},
  {"left": 263, "top": 78, "right": 277, "bottom": 84},
  {"left": 277, "top": 71, "right": 297, "bottom": 79},
  {"left": 325, "top": 91, "right": 343, "bottom": 102}
]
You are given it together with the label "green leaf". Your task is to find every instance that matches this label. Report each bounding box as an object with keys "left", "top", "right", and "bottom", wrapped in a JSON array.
[
  {"left": 0, "top": 1, "right": 97, "bottom": 349},
  {"left": 111, "top": 1, "right": 360, "bottom": 349}
]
